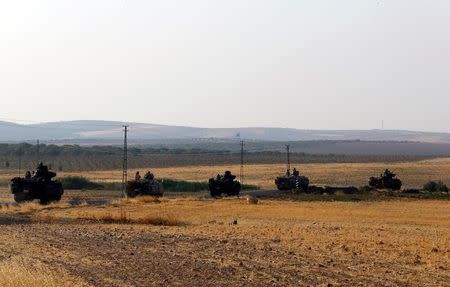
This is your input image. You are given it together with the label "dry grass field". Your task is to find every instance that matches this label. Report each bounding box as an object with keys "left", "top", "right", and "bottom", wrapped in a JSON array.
[
  {"left": 0, "top": 196, "right": 448, "bottom": 286},
  {"left": 48, "top": 157, "right": 450, "bottom": 189},
  {"left": 1, "top": 158, "right": 449, "bottom": 189}
]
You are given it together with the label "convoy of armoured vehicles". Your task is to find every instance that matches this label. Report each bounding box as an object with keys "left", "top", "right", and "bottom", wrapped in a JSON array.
[{"left": 7, "top": 151, "right": 407, "bottom": 204}]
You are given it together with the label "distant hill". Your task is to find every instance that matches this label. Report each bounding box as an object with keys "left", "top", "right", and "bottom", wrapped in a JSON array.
[{"left": 1, "top": 120, "right": 450, "bottom": 144}]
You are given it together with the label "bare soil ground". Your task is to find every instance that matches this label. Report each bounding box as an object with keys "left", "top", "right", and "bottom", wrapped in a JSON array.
[{"left": 0, "top": 192, "right": 448, "bottom": 286}]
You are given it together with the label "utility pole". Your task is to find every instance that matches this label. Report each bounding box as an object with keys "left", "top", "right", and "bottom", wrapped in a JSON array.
[
  {"left": 286, "top": 144, "right": 291, "bottom": 175},
  {"left": 122, "top": 125, "right": 129, "bottom": 198},
  {"left": 18, "top": 144, "right": 23, "bottom": 177},
  {"left": 36, "top": 139, "right": 40, "bottom": 164},
  {"left": 240, "top": 140, "right": 244, "bottom": 184},
  {"left": 18, "top": 153, "right": 21, "bottom": 177}
]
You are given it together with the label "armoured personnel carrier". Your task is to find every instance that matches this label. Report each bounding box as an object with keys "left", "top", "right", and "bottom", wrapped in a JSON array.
[
  {"left": 208, "top": 171, "right": 241, "bottom": 198},
  {"left": 275, "top": 145, "right": 310, "bottom": 192},
  {"left": 369, "top": 169, "right": 402, "bottom": 191},
  {"left": 126, "top": 171, "right": 164, "bottom": 198},
  {"left": 275, "top": 168, "right": 310, "bottom": 191},
  {"left": 10, "top": 163, "right": 64, "bottom": 204}
]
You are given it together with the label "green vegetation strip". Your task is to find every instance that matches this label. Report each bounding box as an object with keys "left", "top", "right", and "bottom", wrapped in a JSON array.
[{"left": 59, "top": 176, "right": 258, "bottom": 192}]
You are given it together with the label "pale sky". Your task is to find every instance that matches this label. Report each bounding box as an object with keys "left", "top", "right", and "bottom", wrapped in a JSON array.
[{"left": 0, "top": 0, "right": 449, "bottom": 132}]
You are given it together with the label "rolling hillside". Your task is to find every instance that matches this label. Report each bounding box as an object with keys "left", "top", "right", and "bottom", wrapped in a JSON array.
[{"left": 1, "top": 120, "right": 450, "bottom": 143}]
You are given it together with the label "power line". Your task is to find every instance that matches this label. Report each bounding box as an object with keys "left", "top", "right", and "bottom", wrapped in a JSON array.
[
  {"left": 36, "top": 139, "right": 40, "bottom": 164},
  {"left": 240, "top": 140, "right": 244, "bottom": 184},
  {"left": 286, "top": 144, "right": 291, "bottom": 175}
]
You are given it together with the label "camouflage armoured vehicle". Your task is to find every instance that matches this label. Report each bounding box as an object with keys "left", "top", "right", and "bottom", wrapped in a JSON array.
[
  {"left": 275, "top": 168, "right": 310, "bottom": 192},
  {"left": 10, "top": 163, "right": 64, "bottom": 204},
  {"left": 209, "top": 171, "right": 241, "bottom": 198},
  {"left": 369, "top": 169, "right": 402, "bottom": 191},
  {"left": 126, "top": 171, "right": 164, "bottom": 198}
]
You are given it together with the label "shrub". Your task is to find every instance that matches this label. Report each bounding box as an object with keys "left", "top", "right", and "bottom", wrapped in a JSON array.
[
  {"left": 85, "top": 210, "right": 185, "bottom": 226},
  {"left": 101, "top": 182, "right": 122, "bottom": 190},
  {"left": 59, "top": 176, "right": 104, "bottom": 190},
  {"left": 242, "top": 183, "right": 259, "bottom": 190},
  {"left": 359, "top": 185, "right": 374, "bottom": 193},
  {"left": 0, "top": 259, "right": 76, "bottom": 287},
  {"left": 59, "top": 177, "right": 259, "bottom": 193},
  {"left": 161, "top": 179, "right": 208, "bottom": 192},
  {"left": 423, "top": 181, "right": 449, "bottom": 193},
  {"left": 161, "top": 179, "right": 258, "bottom": 192}
]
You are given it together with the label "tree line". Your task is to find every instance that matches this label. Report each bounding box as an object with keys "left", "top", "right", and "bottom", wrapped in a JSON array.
[{"left": 0, "top": 143, "right": 434, "bottom": 172}]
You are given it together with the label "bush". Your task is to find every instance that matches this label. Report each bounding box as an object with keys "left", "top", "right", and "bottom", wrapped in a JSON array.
[
  {"left": 161, "top": 179, "right": 208, "bottom": 192},
  {"left": 161, "top": 179, "right": 258, "bottom": 192},
  {"left": 423, "top": 181, "right": 449, "bottom": 193},
  {"left": 59, "top": 176, "right": 104, "bottom": 190},
  {"left": 59, "top": 177, "right": 259, "bottom": 193},
  {"left": 359, "top": 185, "right": 374, "bottom": 193},
  {"left": 242, "top": 183, "right": 259, "bottom": 190}
]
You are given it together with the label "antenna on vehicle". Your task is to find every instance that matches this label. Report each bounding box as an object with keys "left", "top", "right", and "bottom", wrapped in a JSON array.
[{"left": 122, "top": 125, "right": 129, "bottom": 198}]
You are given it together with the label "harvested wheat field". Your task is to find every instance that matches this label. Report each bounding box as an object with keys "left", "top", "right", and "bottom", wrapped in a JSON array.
[
  {"left": 1, "top": 158, "right": 449, "bottom": 189},
  {"left": 0, "top": 195, "right": 449, "bottom": 286}
]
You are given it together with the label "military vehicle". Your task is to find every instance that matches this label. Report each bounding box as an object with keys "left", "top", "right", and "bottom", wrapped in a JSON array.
[
  {"left": 209, "top": 171, "right": 241, "bottom": 197},
  {"left": 275, "top": 145, "right": 310, "bottom": 192},
  {"left": 10, "top": 163, "right": 64, "bottom": 204},
  {"left": 275, "top": 169, "right": 310, "bottom": 191},
  {"left": 369, "top": 169, "right": 402, "bottom": 190},
  {"left": 126, "top": 171, "right": 164, "bottom": 197}
]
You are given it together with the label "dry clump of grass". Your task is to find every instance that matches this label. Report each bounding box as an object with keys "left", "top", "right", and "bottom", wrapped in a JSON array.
[
  {"left": 247, "top": 195, "right": 259, "bottom": 205},
  {"left": 0, "top": 202, "right": 43, "bottom": 213},
  {"left": 134, "top": 196, "right": 161, "bottom": 204},
  {"left": 0, "top": 201, "right": 72, "bottom": 215},
  {"left": 30, "top": 213, "right": 75, "bottom": 224},
  {"left": 13, "top": 202, "right": 44, "bottom": 213},
  {"left": 32, "top": 210, "right": 185, "bottom": 226},
  {"left": 0, "top": 260, "right": 80, "bottom": 287},
  {"left": 79, "top": 209, "right": 185, "bottom": 226},
  {"left": 69, "top": 197, "right": 89, "bottom": 207},
  {"left": 111, "top": 196, "right": 161, "bottom": 207}
]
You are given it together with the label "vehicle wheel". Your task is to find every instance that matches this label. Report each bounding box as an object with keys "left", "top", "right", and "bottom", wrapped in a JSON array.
[
  {"left": 39, "top": 197, "right": 50, "bottom": 205},
  {"left": 126, "top": 189, "right": 138, "bottom": 198},
  {"left": 210, "top": 189, "right": 221, "bottom": 198},
  {"left": 51, "top": 192, "right": 62, "bottom": 202},
  {"left": 233, "top": 182, "right": 241, "bottom": 196},
  {"left": 14, "top": 192, "right": 32, "bottom": 203}
]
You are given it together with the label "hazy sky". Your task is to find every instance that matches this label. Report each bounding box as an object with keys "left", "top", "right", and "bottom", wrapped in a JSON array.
[{"left": 0, "top": 0, "right": 449, "bottom": 132}]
